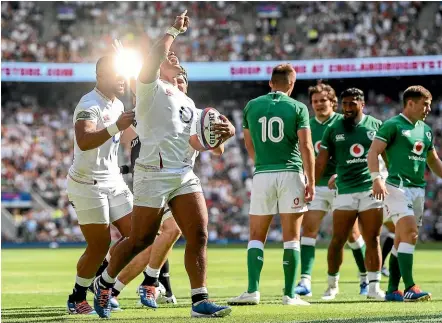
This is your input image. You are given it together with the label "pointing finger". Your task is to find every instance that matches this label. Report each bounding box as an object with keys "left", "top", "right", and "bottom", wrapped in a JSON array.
[{"left": 181, "top": 10, "right": 187, "bottom": 17}]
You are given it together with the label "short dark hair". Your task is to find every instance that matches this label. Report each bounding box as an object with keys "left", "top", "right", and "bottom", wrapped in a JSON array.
[
  {"left": 403, "top": 85, "right": 432, "bottom": 107},
  {"left": 308, "top": 82, "right": 338, "bottom": 111},
  {"left": 340, "top": 88, "right": 364, "bottom": 102},
  {"left": 271, "top": 63, "right": 296, "bottom": 85},
  {"left": 96, "top": 55, "right": 115, "bottom": 75}
]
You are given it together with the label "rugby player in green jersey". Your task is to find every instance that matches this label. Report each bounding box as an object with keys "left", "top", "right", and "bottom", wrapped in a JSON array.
[
  {"left": 368, "top": 85, "right": 440, "bottom": 302},
  {"left": 316, "top": 88, "right": 386, "bottom": 300},
  {"left": 295, "top": 83, "right": 370, "bottom": 297},
  {"left": 228, "top": 64, "right": 315, "bottom": 306}
]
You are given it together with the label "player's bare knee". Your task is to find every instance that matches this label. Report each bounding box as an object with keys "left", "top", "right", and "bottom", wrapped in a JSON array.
[
  {"left": 331, "top": 234, "right": 347, "bottom": 248},
  {"left": 187, "top": 227, "right": 208, "bottom": 247},
  {"left": 364, "top": 235, "right": 380, "bottom": 249}
]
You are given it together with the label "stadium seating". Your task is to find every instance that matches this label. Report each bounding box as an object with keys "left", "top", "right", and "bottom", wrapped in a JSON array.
[{"left": 2, "top": 1, "right": 441, "bottom": 63}]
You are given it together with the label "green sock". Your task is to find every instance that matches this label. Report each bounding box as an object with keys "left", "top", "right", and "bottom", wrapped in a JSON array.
[
  {"left": 397, "top": 243, "right": 415, "bottom": 290},
  {"left": 247, "top": 241, "right": 264, "bottom": 293},
  {"left": 283, "top": 241, "right": 300, "bottom": 298},
  {"left": 387, "top": 248, "right": 401, "bottom": 293},
  {"left": 348, "top": 238, "right": 367, "bottom": 274},
  {"left": 300, "top": 237, "right": 316, "bottom": 278}
]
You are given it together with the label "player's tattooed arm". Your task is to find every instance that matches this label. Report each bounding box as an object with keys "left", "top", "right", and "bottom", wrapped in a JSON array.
[
  {"left": 427, "top": 149, "right": 442, "bottom": 178},
  {"left": 138, "top": 10, "right": 189, "bottom": 84}
]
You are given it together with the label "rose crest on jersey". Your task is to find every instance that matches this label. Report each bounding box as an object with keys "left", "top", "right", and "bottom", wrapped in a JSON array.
[
  {"left": 179, "top": 106, "right": 193, "bottom": 124},
  {"left": 412, "top": 141, "right": 424, "bottom": 155},
  {"left": 350, "top": 144, "right": 364, "bottom": 157}
]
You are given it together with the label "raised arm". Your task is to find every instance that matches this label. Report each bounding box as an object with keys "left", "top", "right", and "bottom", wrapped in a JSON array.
[{"left": 138, "top": 11, "right": 189, "bottom": 84}]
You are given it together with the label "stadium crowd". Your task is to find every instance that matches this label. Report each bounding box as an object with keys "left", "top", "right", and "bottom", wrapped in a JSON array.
[
  {"left": 2, "top": 84, "right": 442, "bottom": 243},
  {"left": 2, "top": 1, "right": 441, "bottom": 63}
]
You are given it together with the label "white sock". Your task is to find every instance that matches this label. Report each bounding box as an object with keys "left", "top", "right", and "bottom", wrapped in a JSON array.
[
  {"left": 368, "top": 271, "right": 381, "bottom": 292},
  {"left": 328, "top": 274, "right": 339, "bottom": 288},
  {"left": 300, "top": 275, "right": 312, "bottom": 289},
  {"left": 144, "top": 265, "right": 161, "bottom": 278},
  {"left": 114, "top": 278, "right": 126, "bottom": 292},
  {"left": 347, "top": 236, "right": 365, "bottom": 250},
  {"left": 359, "top": 272, "right": 368, "bottom": 285},
  {"left": 191, "top": 286, "right": 208, "bottom": 298},
  {"left": 76, "top": 276, "right": 94, "bottom": 288},
  {"left": 248, "top": 240, "right": 264, "bottom": 250},
  {"left": 102, "top": 268, "right": 116, "bottom": 284},
  {"left": 398, "top": 242, "right": 415, "bottom": 254},
  {"left": 105, "top": 251, "right": 111, "bottom": 262}
]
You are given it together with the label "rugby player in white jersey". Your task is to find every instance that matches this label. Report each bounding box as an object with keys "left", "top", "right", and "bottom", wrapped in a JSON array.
[
  {"left": 93, "top": 11, "right": 234, "bottom": 318},
  {"left": 66, "top": 56, "right": 135, "bottom": 315},
  {"left": 110, "top": 68, "right": 190, "bottom": 309}
]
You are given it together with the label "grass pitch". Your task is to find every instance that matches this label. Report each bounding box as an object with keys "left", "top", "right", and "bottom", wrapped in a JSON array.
[{"left": 2, "top": 246, "right": 442, "bottom": 322}]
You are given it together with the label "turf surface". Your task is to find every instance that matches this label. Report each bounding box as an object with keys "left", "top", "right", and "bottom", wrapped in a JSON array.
[{"left": 2, "top": 247, "right": 441, "bottom": 322}]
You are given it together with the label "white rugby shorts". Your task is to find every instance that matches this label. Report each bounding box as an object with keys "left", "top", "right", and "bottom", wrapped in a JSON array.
[
  {"left": 384, "top": 184, "right": 425, "bottom": 226},
  {"left": 250, "top": 171, "right": 308, "bottom": 215},
  {"left": 67, "top": 174, "right": 133, "bottom": 225},
  {"left": 333, "top": 190, "right": 383, "bottom": 213},
  {"left": 307, "top": 186, "right": 335, "bottom": 212},
  {"left": 133, "top": 164, "right": 203, "bottom": 208}
]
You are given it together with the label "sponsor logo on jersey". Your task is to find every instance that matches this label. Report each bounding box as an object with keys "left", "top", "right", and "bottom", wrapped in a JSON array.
[
  {"left": 131, "top": 136, "right": 139, "bottom": 148},
  {"left": 367, "top": 131, "right": 376, "bottom": 140},
  {"left": 179, "top": 106, "right": 193, "bottom": 124},
  {"left": 335, "top": 134, "right": 345, "bottom": 141},
  {"left": 350, "top": 144, "right": 364, "bottom": 157},
  {"left": 402, "top": 129, "right": 411, "bottom": 137},
  {"left": 412, "top": 141, "right": 424, "bottom": 155},
  {"left": 407, "top": 203, "right": 413, "bottom": 210},
  {"left": 426, "top": 131, "right": 432, "bottom": 141},
  {"left": 346, "top": 143, "right": 366, "bottom": 164},
  {"left": 314, "top": 140, "right": 321, "bottom": 154}
]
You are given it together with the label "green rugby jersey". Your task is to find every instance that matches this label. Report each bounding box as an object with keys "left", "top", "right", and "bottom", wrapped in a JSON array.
[
  {"left": 310, "top": 113, "right": 342, "bottom": 187},
  {"left": 321, "top": 115, "right": 382, "bottom": 194},
  {"left": 243, "top": 92, "right": 310, "bottom": 174},
  {"left": 375, "top": 113, "right": 434, "bottom": 188}
]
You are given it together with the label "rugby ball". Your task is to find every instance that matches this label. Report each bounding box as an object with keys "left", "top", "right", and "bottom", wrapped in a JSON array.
[{"left": 197, "top": 107, "right": 222, "bottom": 150}]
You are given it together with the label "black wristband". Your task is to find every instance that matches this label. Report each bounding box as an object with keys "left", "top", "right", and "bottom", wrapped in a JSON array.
[{"left": 119, "top": 165, "right": 130, "bottom": 175}]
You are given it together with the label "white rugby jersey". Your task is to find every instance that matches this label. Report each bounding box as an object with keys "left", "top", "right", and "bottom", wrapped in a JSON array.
[
  {"left": 69, "top": 88, "right": 124, "bottom": 181},
  {"left": 135, "top": 78, "right": 199, "bottom": 170}
]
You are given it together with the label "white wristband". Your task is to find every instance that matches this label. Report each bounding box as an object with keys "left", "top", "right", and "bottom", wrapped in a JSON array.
[
  {"left": 166, "top": 27, "right": 180, "bottom": 39},
  {"left": 371, "top": 172, "right": 382, "bottom": 182},
  {"left": 106, "top": 123, "right": 120, "bottom": 137}
]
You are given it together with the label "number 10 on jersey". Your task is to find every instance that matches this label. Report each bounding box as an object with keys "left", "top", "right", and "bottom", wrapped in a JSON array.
[{"left": 258, "top": 116, "right": 284, "bottom": 143}]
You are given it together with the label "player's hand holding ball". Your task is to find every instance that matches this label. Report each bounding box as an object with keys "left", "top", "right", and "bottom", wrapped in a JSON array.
[
  {"left": 116, "top": 111, "right": 135, "bottom": 131},
  {"left": 214, "top": 115, "right": 236, "bottom": 142},
  {"left": 173, "top": 10, "right": 190, "bottom": 33}
]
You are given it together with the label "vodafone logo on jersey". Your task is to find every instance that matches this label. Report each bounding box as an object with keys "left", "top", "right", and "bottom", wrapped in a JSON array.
[
  {"left": 314, "top": 141, "right": 321, "bottom": 154},
  {"left": 350, "top": 144, "right": 364, "bottom": 157},
  {"left": 412, "top": 141, "right": 425, "bottom": 155}
]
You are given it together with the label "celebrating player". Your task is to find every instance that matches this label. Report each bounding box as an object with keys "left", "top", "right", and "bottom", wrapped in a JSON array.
[
  {"left": 368, "top": 85, "right": 439, "bottom": 301},
  {"left": 66, "top": 56, "right": 135, "bottom": 314},
  {"left": 295, "top": 83, "right": 369, "bottom": 297},
  {"left": 111, "top": 70, "right": 190, "bottom": 309},
  {"left": 316, "top": 88, "right": 385, "bottom": 300},
  {"left": 92, "top": 11, "right": 235, "bottom": 318},
  {"left": 228, "top": 63, "right": 315, "bottom": 306}
]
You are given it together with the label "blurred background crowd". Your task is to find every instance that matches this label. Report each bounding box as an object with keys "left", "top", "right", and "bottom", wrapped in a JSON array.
[
  {"left": 2, "top": 1, "right": 442, "bottom": 63},
  {"left": 2, "top": 1, "right": 442, "bottom": 244}
]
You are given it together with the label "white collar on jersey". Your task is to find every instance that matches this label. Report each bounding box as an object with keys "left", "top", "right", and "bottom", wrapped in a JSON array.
[
  {"left": 315, "top": 112, "right": 335, "bottom": 125},
  {"left": 399, "top": 113, "right": 415, "bottom": 125},
  {"left": 94, "top": 87, "right": 113, "bottom": 103}
]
